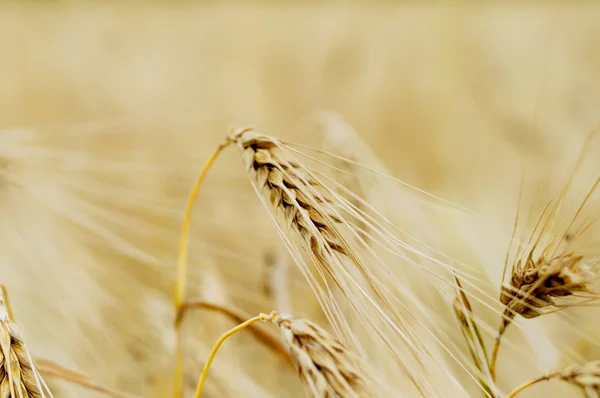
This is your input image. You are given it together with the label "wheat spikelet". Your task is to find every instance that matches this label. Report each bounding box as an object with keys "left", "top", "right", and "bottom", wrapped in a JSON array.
[
  {"left": 0, "top": 289, "right": 49, "bottom": 398},
  {"left": 273, "top": 314, "right": 367, "bottom": 398}
]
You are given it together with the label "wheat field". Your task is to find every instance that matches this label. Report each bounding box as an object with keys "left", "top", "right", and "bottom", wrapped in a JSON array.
[{"left": 1, "top": 2, "right": 600, "bottom": 397}]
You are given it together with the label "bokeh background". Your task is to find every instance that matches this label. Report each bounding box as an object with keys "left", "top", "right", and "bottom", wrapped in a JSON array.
[{"left": 1, "top": 2, "right": 600, "bottom": 397}]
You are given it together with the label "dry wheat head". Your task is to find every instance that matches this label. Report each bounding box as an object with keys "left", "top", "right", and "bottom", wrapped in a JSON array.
[
  {"left": 272, "top": 314, "right": 367, "bottom": 398},
  {"left": 500, "top": 252, "right": 595, "bottom": 319},
  {"left": 229, "top": 128, "right": 346, "bottom": 263}
]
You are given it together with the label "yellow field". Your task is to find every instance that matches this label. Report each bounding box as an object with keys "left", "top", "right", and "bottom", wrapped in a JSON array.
[{"left": 1, "top": 2, "right": 600, "bottom": 397}]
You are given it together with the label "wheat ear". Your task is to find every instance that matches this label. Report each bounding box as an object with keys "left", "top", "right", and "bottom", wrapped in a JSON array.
[
  {"left": 491, "top": 174, "right": 600, "bottom": 380},
  {"left": 275, "top": 315, "right": 367, "bottom": 398},
  {"left": 194, "top": 311, "right": 367, "bottom": 398}
]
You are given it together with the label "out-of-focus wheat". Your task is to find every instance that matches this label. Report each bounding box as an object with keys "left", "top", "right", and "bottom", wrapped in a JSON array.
[
  {"left": 0, "top": 286, "right": 50, "bottom": 397},
  {"left": 507, "top": 361, "right": 600, "bottom": 397}
]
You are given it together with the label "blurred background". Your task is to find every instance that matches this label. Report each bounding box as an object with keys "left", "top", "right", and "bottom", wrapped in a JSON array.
[{"left": 1, "top": 2, "right": 600, "bottom": 397}]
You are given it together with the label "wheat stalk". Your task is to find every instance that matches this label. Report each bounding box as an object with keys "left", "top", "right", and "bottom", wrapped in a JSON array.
[{"left": 452, "top": 276, "right": 496, "bottom": 397}]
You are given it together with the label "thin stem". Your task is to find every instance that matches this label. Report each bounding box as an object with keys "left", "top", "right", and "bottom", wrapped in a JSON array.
[
  {"left": 194, "top": 314, "right": 270, "bottom": 398},
  {"left": 506, "top": 373, "right": 555, "bottom": 398},
  {"left": 173, "top": 138, "right": 231, "bottom": 398},
  {"left": 176, "top": 300, "right": 292, "bottom": 366},
  {"left": 174, "top": 138, "right": 231, "bottom": 307},
  {"left": 490, "top": 309, "right": 514, "bottom": 382}
]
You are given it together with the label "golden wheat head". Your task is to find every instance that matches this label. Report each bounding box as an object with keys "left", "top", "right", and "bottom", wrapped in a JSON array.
[
  {"left": 272, "top": 314, "right": 367, "bottom": 398},
  {"left": 229, "top": 128, "right": 346, "bottom": 260}
]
